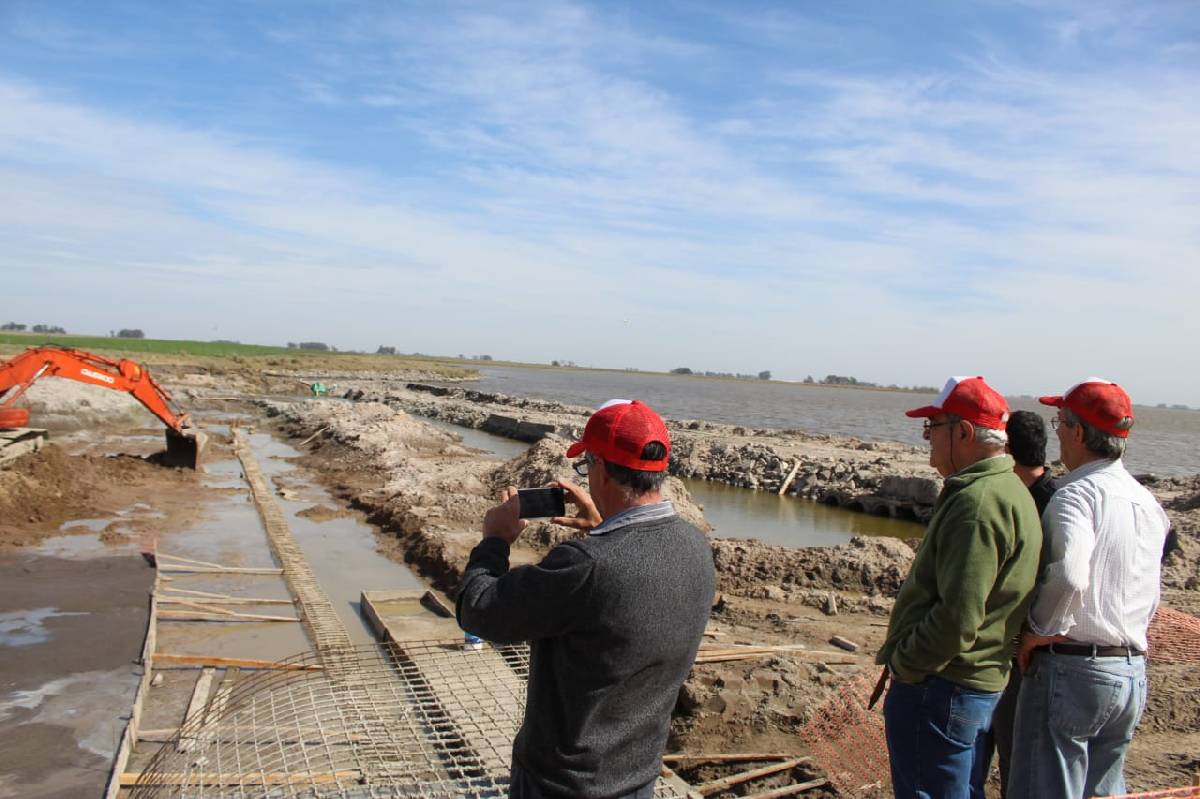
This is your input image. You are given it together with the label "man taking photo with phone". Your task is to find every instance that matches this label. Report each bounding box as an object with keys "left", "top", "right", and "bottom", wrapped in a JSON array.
[{"left": 457, "top": 399, "right": 715, "bottom": 799}]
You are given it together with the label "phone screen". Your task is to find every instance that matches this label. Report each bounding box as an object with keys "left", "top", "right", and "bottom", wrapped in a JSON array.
[{"left": 518, "top": 487, "right": 566, "bottom": 519}]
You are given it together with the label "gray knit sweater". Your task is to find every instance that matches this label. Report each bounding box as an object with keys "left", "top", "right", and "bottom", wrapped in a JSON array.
[{"left": 456, "top": 515, "right": 715, "bottom": 799}]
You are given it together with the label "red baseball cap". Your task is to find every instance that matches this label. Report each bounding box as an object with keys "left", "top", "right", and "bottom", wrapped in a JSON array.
[
  {"left": 1040, "top": 378, "right": 1134, "bottom": 438},
  {"left": 905, "top": 376, "right": 1010, "bottom": 430},
  {"left": 565, "top": 399, "right": 670, "bottom": 472}
]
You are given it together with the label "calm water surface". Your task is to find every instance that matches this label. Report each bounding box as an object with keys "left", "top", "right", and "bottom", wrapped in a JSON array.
[{"left": 459, "top": 367, "right": 1200, "bottom": 477}]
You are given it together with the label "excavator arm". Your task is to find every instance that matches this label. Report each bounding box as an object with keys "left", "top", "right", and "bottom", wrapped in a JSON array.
[{"left": 0, "top": 346, "right": 207, "bottom": 468}]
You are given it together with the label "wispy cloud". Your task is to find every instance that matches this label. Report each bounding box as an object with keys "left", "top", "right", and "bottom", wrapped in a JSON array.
[{"left": 0, "top": 1, "right": 1198, "bottom": 403}]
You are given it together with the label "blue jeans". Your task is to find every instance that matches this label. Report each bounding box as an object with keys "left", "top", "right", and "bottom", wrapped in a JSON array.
[
  {"left": 1009, "top": 649, "right": 1147, "bottom": 798},
  {"left": 883, "top": 673, "right": 1001, "bottom": 799}
]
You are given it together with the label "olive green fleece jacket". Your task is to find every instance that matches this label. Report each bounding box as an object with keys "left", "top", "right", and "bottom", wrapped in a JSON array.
[{"left": 876, "top": 455, "right": 1042, "bottom": 692}]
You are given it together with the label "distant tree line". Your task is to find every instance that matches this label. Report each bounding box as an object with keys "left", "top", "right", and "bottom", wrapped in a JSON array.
[
  {"left": 671, "top": 367, "right": 772, "bottom": 380},
  {"left": 116, "top": 329, "right": 145, "bottom": 339},
  {"left": 2, "top": 322, "right": 66, "bottom": 333},
  {"left": 802, "top": 374, "right": 937, "bottom": 392}
]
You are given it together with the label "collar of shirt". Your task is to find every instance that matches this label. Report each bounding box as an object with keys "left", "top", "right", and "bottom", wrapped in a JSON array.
[
  {"left": 1059, "top": 457, "right": 1121, "bottom": 487},
  {"left": 589, "top": 500, "right": 676, "bottom": 536}
]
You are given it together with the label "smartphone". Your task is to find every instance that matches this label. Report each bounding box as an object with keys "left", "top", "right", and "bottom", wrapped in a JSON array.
[{"left": 518, "top": 487, "right": 566, "bottom": 519}]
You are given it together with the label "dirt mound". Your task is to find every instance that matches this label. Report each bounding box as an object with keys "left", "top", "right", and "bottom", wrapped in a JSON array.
[
  {"left": 296, "top": 504, "right": 353, "bottom": 522},
  {"left": 1157, "top": 477, "right": 1200, "bottom": 590},
  {"left": 0, "top": 444, "right": 198, "bottom": 547},
  {"left": 712, "top": 535, "right": 914, "bottom": 598}
]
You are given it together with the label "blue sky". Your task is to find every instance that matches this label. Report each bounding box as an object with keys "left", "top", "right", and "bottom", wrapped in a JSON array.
[{"left": 2, "top": 1, "right": 1199, "bottom": 405}]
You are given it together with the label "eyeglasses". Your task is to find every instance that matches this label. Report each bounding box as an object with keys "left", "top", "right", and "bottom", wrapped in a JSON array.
[
  {"left": 573, "top": 455, "right": 592, "bottom": 477},
  {"left": 922, "top": 419, "right": 956, "bottom": 433},
  {"left": 1050, "top": 417, "right": 1074, "bottom": 431}
]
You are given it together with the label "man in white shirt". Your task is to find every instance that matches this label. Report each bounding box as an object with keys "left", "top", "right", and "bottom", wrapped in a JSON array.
[{"left": 1010, "top": 378, "right": 1170, "bottom": 798}]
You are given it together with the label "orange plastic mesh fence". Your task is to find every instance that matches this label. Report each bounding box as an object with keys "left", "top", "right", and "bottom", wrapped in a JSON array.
[
  {"left": 1100, "top": 787, "right": 1200, "bottom": 799},
  {"left": 797, "top": 669, "right": 890, "bottom": 796},
  {"left": 1147, "top": 607, "right": 1200, "bottom": 664}
]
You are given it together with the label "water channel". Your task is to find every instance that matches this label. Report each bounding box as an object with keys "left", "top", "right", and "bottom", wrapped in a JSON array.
[{"left": 430, "top": 418, "right": 922, "bottom": 548}]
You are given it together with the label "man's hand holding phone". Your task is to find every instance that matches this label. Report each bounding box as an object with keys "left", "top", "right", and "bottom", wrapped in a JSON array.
[
  {"left": 482, "top": 487, "right": 528, "bottom": 544},
  {"left": 550, "top": 480, "right": 603, "bottom": 532}
]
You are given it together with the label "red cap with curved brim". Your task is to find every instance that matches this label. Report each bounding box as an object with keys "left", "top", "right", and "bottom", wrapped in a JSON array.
[
  {"left": 1040, "top": 378, "right": 1134, "bottom": 438},
  {"left": 565, "top": 399, "right": 670, "bottom": 472},
  {"left": 905, "top": 376, "right": 1010, "bottom": 430}
]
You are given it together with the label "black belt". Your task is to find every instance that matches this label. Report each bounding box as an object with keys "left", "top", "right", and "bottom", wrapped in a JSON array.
[{"left": 1040, "top": 643, "right": 1144, "bottom": 658}]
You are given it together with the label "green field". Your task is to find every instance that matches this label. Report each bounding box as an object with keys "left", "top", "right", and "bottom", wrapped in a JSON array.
[
  {"left": 0, "top": 332, "right": 474, "bottom": 378},
  {"left": 0, "top": 332, "right": 297, "bottom": 357}
]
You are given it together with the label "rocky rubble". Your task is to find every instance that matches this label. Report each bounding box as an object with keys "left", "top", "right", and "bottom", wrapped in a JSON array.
[{"left": 339, "top": 382, "right": 942, "bottom": 522}]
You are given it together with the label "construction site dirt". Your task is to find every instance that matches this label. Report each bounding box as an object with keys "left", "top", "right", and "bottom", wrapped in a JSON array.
[{"left": 1, "top": 369, "right": 1198, "bottom": 798}]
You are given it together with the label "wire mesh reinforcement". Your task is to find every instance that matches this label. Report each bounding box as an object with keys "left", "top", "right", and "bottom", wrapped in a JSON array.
[{"left": 131, "top": 642, "right": 689, "bottom": 798}]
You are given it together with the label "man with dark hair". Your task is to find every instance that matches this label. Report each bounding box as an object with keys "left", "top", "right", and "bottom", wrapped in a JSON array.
[
  {"left": 1005, "top": 409, "right": 1057, "bottom": 516},
  {"left": 876, "top": 376, "right": 1042, "bottom": 799},
  {"left": 1011, "top": 379, "right": 1170, "bottom": 798},
  {"left": 982, "top": 409, "right": 1059, "bottom": 796},
  {"left": 457, "top": 399, "right": 715, "bottom": 799}
]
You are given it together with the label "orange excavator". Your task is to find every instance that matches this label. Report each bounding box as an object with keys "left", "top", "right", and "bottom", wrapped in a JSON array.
[{"left": 0, "top": 346, "right": 207, "bottom": 468}]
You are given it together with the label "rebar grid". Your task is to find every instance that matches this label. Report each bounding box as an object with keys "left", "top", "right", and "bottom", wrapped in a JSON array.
[{"left": 130, "top": 642, "right": 688, "bottom": 798}]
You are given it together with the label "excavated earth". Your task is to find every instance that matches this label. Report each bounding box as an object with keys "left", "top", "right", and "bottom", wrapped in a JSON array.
[
  {"left": 3, "top": 371, "right": 1198, "bottom": 796},
  {"left": 253, "top": 394, "right": 1200, "bottom": 795}
]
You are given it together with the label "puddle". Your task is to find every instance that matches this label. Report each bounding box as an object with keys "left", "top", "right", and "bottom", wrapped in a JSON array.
[
  {"left": 426, "top": 419, "right": 531, "bottom": 460},
  {"left": 684, "top": 478, "right": 922, "bottom": 548},
  {"left": 57, "top": 518, "right": 110, "bottom": 533},
  {"left": 0, "top": 667, "right": 139, "bottom": 757},
  {"left": 0, "top": 608, "right": 87, "bottom": 647},
  {"left": 151, "top": 429, "right": 429, "bottom": 659},
  {"left": 32, "top": 533, "right": 132, "bottom": 559},
  {"left": 244, "top": 432, "right": 424, "bottom": 646}
]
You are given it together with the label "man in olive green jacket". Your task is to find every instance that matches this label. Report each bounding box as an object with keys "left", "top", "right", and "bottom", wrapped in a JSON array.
[{"left": 876, "top": 376, "right": 1042, "bottom": 799}]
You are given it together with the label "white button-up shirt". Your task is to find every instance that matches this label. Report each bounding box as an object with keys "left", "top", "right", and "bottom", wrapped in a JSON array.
[{"left": 1027, "top": 458, "right": 1170, "bottom": 651}]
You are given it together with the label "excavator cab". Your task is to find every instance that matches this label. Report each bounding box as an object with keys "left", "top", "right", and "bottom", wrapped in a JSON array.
[{"left": 1, "top": 346, "right": 208, "bottom": 470}]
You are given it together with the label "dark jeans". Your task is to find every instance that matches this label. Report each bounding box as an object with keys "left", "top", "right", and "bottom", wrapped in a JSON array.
[
  {"left": 979, "top": 661, "right": 1021, "bottom": 798},
  {"left": 884, "top": 673, "right": 1001, "bottom": 799},
  {"left": 509, "top": 761, "right": 655, "bottom": 799}
]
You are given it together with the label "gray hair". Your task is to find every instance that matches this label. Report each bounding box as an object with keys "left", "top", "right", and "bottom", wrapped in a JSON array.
[
  {"left": 945, "top": 413, "right": 1008, "bottom": 449},
  {"left": 1063, "top": 409, "right": 1126, "bottom": 460}
]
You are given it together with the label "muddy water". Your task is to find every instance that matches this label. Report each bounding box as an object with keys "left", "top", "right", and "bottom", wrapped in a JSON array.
[
  {"left": 244, "top": 432, "right": 423, "bottom": 645},
  {"left": 431, "top": 419, "right": 924, "bottom": 547},
  {"left": 152, "top": 430, "right": 427, "bottom": 659},
  {"left": 683, "top": 478, "right": 920, "bottom": 547}
]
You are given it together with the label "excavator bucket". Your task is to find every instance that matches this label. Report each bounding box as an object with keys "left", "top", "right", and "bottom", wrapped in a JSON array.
[{"left": 164, "top": 428, "right": 208, "bottom": 470}]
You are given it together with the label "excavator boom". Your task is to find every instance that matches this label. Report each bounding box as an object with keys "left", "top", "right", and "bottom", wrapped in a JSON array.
[{"left": 0, "top": 346, "right": 207, "bottom": 469}]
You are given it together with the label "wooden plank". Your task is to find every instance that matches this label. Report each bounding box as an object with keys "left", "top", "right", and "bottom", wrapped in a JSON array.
[
  {"left": 103, "top": 573, "right": 159, "bottom": 799},
  {"left": 157, "top": 565, "right": 283, "bottom": 575},
  {"left": 158, "top": 610, "right": 298, "bottom": 623},
  {"left": 664, "top": 753, "right": 792, "bottom": 765},
  {"left": 158, "top": 590, "right": 294, "bottom": 606},
  {"left": 120, "top": 770, "right": 363, "bottom": 787},
  {"left": 177, "top": 668, "right": 215, "bottom": 752},
  {"left": 695, "top": 758, "right": 809, "bottom": 796},
  {"left": 740, "top": 778, "right": 829, "bottom": 798},
  {"left": 154, "top": 653, "right": 322, "bottom": 671},
  {"left": 778, "top": 461, "right": 802, "bottom": 495}
]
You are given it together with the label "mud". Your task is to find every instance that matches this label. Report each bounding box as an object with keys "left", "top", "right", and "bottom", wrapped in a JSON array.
[{"left": 0, "top": 444, "right": 204, "bottom": 548}]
